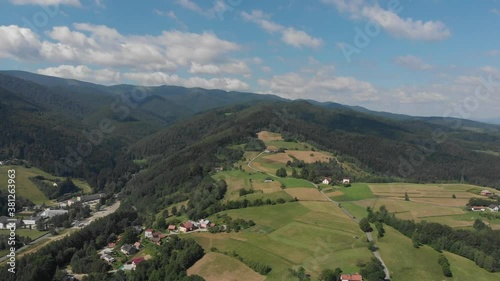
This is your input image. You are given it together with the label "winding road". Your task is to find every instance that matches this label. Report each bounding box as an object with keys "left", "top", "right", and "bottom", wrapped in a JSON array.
[{"left": 248, "top": 151, "right": 391, "bottom": 280}]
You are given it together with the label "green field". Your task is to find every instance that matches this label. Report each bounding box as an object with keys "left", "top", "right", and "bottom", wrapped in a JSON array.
[
  {"left": 330, "top": 183, "right": 376, "bottom": 202},
  {"left": 0, "top": 165, "right": 53, "bottom": 205},
  {"left": 0, "top": 229, "right": 48, "bottom": 240},
  {"left": 376, "top": 226, "right": 500, "bottom": 281},
  {"left": 192, "top": 201, "right": 372, "bottom": 280},
  {"left": 0, "top": 165, "right": 93, "bottom": 205}
]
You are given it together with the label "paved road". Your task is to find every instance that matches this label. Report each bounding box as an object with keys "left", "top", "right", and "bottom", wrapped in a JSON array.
[{"left": 248, "top": 151, "right": 391, "bottom": 280}]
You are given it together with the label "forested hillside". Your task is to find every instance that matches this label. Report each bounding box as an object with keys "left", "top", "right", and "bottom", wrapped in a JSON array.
[{"left": 122, "top": 101, "right": 500, "bottom": 217}]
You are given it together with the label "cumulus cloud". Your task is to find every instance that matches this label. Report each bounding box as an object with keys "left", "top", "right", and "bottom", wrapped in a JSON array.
[
  {"left": 123, "top": 71, "right": 250, "bottom": 91},
  {"left": 257, "top": 64, "right": 378, "bottom": 102},
  {"left": 394, "top": 55, "right": 433, "bottom": 70},
  {"left": 37, "top": 65, "right": 120, "bottom": 84},
  {"left": 322, "top": 0, "right": 451, "bottom": 41},
  {"left": 189, "top": 61, "right": 251, "bottom": 75},
  {"left": 241, "top": 10, "right": 323, "bottom": 49},
  {"left": 0, "top": 24, "right": 241, "bottom": 72}
]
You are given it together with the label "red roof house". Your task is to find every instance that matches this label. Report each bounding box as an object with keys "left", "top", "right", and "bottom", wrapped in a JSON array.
[
  {"left": 341, "top": 273, "right": 363, "bottom": 281},
  {"left": 168, "top": 225, "right": 176, "bottom": 231}
]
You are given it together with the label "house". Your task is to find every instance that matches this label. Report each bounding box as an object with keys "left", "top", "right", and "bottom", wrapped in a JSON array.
[
  {"left": 168, "top": 225, "right": 176, "bottom": 231},
  {"left": 214, "top": 166, "right": 224, "bottom": 172},
  {"left": 22, "top": 216, "right": 42, "bottom": 229},
  {"left": 198, "top": 219, "right": 210, "bottom": 229},
  {"left": 471, "top": 206, "right": 486, "bottom": 212},
  {"left": 0, "top": 217, "right": 23, "bottom": 229},
  {"left": 322, "top": 177, "right": 332, "bottom": 185},
  {"left": 131, "top": 257, "right": 145, "bottom": 269},
  {"left": 480, "top": 190, "right": 492, "bottom": 196},
  {"left": 264, "top": 177, "right": 273, "bottom": 183},
  {"left": 101, "top": 254, "right": 115, "bottom": 263},
  {"left": 121, "top": 244, "right": 137, "bottom": 255},
  {"left": 341, "top": 273, "right": 363, "bottom": 281},
  {"left": 108, "top": 242, "right": 116, "bottom": 248},
  {"left": 67, "top": 199, "right": 75, "bottom": 206},
  {"left": 40, "top": 208, "right": 68, "bottom": 218},
  {"left": 76, "top": 193, "right": 103, "bottom": 204},
  {"left": 488, "top": 205, "right": 499, "bottom": 212},
  {"left": 179, "top": 221, "right": 195, "bottom": 233},
  {"left": 0, "top": 161, "right": 4, "bottom": 165},
  {"left": 342, "top": 177, "right": 351, "bottom": 184},
  {"left": 133, "top": 242, "right": 141, "bottom": 250},
  {"left": 145, "top": 229, "right": 154, "bottom": 238},
  {"left": 53, "top": 183, "right": 58, "bottom": 187}
]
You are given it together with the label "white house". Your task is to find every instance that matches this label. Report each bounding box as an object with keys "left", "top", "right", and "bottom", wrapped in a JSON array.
[
  {"left": 488, "top": 205, "right": 499, "bottom": 212},
  {"left": 40, "top": 208, "right": 68, "bottom": 218},
  {"left": 471, "top": 206, "right": 486, "bottom": 212},
  {"left": 198, "top": 219, "right": 210, "bottom": 229},
  {"left": 0, "top": 216, "right": 10, "bottom": 229},
  {"left": 342, "top": 177, "right": 351, "bottom": 184},
  {"left": 102, "top": 254, "right": 116, "bottom": 263},
  {"left": 145, "top": 229, "right": 154, "bottom": 238},
  {"left": 53, "top": 183, "right": 58, "bottom": 187},
  {"left": 22, "top": 216, "right": 42, "bottom": 229},
  {"left": 322, "top": 177, "right": 332, "bottom": 185}
]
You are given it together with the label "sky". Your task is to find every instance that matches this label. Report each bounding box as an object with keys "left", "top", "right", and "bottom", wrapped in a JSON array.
[{"left": 1, "top": 0, "right": 500, "bottom": 119}]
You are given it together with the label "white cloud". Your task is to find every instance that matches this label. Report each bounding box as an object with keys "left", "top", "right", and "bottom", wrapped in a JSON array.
[
  {"left": 241, "top": 10, "right": 323, "bottom": 49},
  {"left": 153, "top": 9, "right": 188, "bottom": 30},
  {"left": 0, "top": 24, "right": 242, "bottom": 72},
  {"left": 258, "top": 64, "right": 378, "bottom": 102},
  {"left": 394, "top": 55, "right": 433, "bottom": 70},
  {"left": 281, "top": 28, "right": 323, "bottom": 49},
  {"left": 9, "top": 0, "right": 81, "bottom": 6},
  {"left": 261, "top": 66, "right": 272, "bottom": 73},
  {"left": 0, "top": 25, "right": 41, "bottom": 60},
  {"left": 322, "top": 0, "right": 451, "bottom": 41},
  {"left": 123, "top": 72, "right": 250, "bottom": 91},
  {"left": 189, "top": 61, "right": 251, "bottom": 75},
  {"left": 37, "top": 65, "right": 120, "bottom": 84},
  {"left": 241, "top": 10, "right": 284, "bottom": 33},
  {"left": 390, "top": 88, "right": 447, "bottom": 104},
  {"left": 491, "top": 8, "right": 500, "bottom": 15}
]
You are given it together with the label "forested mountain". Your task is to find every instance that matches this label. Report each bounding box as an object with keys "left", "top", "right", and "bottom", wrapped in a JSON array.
[
  {"left": 121, "top": 101, "right": 500, "bottom": 216},
  {"left": 2, "top": 71, "right": 500, "bottom": 203}
]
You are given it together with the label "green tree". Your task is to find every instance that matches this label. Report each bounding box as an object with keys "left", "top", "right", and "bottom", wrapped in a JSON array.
[
  {"left": 276, "top": 167, "right": 287, "bottom": 177},
  {"left": 318, "top": 268, "right": 342, "bottom": 281},
  {"left": 292, "top": 168, "right": 298, "bottom": 178},
  {"left": 359, "top": 218, "right": 373, "bottom": 232},
  {"left": 404, "top": 192, "right": 410, "bottom": 201}
]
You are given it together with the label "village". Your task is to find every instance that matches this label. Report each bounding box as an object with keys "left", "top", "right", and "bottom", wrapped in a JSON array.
[{"left": 96, "top": 218, "right": 216, "bottom": 272}]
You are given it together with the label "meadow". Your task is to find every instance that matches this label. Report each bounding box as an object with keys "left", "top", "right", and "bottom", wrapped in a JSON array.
[
  {"left": 190, "top": 201, "right": 371, "bottom": 280},
  {"left": 0, "top": 165, "right": 93, "bottom": 205}
]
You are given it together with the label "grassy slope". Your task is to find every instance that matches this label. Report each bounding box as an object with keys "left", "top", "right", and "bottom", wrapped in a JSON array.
[
  {"left": 192, "top": 202, "right": 372, "bottom": 280},
  {"left": 0, "top": 165, "right": 93, "bottom": 205},
  {"left": 330, "top": 183, "right": 376, "bottom": 202},
  {"left": 376, "top": 226, "right": 500, "bottom": 281},
  {"left": 187, "top": 252, "right": 266, "bottom": 281}
]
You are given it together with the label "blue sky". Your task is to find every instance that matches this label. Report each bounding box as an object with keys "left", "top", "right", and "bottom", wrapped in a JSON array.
[{"left": 1, "top": 0, "right": 499, "bottom": 118}]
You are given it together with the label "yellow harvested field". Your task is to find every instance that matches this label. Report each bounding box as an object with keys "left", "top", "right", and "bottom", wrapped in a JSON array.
[
  {"left": 261, "top": 153, "right": 293, "bottom": 163},
  {"left": 257, "top": 131, "right": 283, "bottom": 141},
  {"left": 324, "top": 190, "right": 344, "bottom": 197},
  {"left": 253, "top": 180, "right": 282, "bottom": 194},
  {"left": 285, "top": 188, "right": 327, "bottom": 201},
  {"left": 409, "top": 197, "right": 471, "bottom": 207},
  {"left": 260, "top": 150, "right": 332, "bottom": 165},
  {"left": 355, "top": 198, "right": 465, "bottom": 220},
  {"left": 286, "top": 150, "right": 332, "bottom": 163},
  {"left": 187, "top": 252, "right": 265, "bottom": 281}
]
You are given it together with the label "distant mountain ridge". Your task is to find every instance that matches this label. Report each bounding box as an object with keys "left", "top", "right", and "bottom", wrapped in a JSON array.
[{"left": 3, "top": 70, "right": 499, "bottom": 128}]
